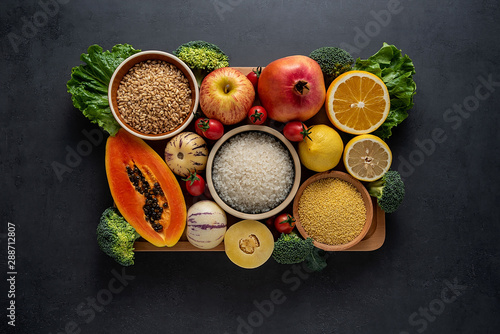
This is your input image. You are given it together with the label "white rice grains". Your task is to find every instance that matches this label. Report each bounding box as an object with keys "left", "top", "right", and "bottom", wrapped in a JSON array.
[{"left": 212, "top": 132, "right": 294, "bottom": 214}]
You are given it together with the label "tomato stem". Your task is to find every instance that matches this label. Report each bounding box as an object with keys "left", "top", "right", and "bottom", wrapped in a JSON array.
[
  {"left": 279, "top": 214, "right": 296, "bottom": 227},
  {"left": 301, "top": 124, "right": 313, "bottom": 141},
  {"left": 197, "top": 118, "right": 210, "bottom": 131},
  {"left": 250, "top": 109, "right": 263, "bottom": 122},
  {"left": 252, "top": 66, "right": 262, "bottom": 78},
  {"left": 182, "top": 170, "right": 200, "bottom": 186}
]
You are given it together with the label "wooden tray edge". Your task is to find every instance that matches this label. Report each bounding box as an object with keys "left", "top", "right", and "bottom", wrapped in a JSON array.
[{"left": 345, "top": 200, "right": 385, "bottom": 251}]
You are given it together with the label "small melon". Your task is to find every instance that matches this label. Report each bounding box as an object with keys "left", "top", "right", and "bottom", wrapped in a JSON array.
[
  {"left": 165, "top": 132, "right": 208, "bottom": 177},
  {"left": 187, "top": 201, "right": 227, "bottom": 249},
  {"left": 224, "top": 220, "right": 274, "bottom": 269}
]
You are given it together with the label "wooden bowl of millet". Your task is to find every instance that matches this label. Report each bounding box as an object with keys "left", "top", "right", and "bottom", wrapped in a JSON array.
[
  {"left": 292, "top": 170, "right": 373, "bottom": 251},
  {"left": 108, "top": 50, "right": 199, "bottom": 140}
]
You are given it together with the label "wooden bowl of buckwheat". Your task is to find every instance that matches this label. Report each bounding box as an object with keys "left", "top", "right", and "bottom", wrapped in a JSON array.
[{"left": 108, "top": 50, "right": 199, "bottom": 140}]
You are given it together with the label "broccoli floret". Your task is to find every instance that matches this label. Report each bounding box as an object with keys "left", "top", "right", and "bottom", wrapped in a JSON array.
[
  {"left": 173, "top": 40, "right": 229, "bottom": 86},
  {"left": 272, "top": 232, "right": 328, "bottom": 271},
  {"left": 96, "top": 207, "right": 140, "bottom": 266},
  {"left": 309, "top": 46, "right": 354, "bottom": 85},
  {"left": 367, "top": 170, "right": 406, "bottom": 213},
  {"left": 272, "top": 232, "right": 315, "bottom": 264}
]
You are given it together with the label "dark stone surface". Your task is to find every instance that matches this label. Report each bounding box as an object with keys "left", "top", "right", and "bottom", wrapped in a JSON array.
[{"left": 1, "top": 0, "right": 499, "bottom": 333}]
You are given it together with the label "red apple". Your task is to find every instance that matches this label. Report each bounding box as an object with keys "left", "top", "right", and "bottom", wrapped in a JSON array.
[
  {"left": 258, "top": 55, "right": 326, "bottom": 123},
  {"left": 199, "top": 67, "right": 255, "bottom": 125}
]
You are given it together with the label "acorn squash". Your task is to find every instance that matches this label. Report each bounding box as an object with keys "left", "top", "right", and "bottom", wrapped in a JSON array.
[{"left": 105, "top": 129, "right": 186, "bottom": 247}]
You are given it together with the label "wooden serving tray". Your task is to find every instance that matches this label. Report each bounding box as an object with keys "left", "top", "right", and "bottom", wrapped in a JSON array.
[{"left": 134, "top": 67, "right": 386, "bottom": 252}]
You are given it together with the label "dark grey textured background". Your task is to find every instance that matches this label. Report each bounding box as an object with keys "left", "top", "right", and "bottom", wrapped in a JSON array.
[{"left": 1, "top": 0, "right": 499, "bottom": 333}]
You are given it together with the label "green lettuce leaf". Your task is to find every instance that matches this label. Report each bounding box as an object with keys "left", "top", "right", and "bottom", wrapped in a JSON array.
[
  {"left": 353, "top": 43, "right": 416, "bottom": 139},
  {"left": 67, "top": 44, "right": 141, "bottom": 136}
]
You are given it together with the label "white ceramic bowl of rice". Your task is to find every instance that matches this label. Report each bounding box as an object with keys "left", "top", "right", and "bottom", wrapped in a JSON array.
[{"left": 206, "top": 125, "right": 301, "bottom": 220}]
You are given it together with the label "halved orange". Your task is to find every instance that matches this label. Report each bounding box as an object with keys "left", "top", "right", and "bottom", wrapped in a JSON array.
[
  {"left": 326, "top": 71, "right": 390, "bottom": 134},
  {"left": 343, "top": 134, "right": 392, "bottom": 182}
]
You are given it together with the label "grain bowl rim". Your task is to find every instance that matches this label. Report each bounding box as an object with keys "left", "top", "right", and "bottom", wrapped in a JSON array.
[
  {"left": 206, "top": 125, "right": 301, "bottom": 220},
  {"left": 108, "top": 50, "right": 199, "bottom": 141},
  {"left": 292, "top": 170, "right": 374, "bottom": 251}
]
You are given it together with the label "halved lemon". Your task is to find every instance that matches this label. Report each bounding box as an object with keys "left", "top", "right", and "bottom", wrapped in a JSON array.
[
  {"left": 326, "top": 71, "right": 390, "bottom": 134},
  {"left": 343, "top": 134, "right": 392, "bottom": 182}
]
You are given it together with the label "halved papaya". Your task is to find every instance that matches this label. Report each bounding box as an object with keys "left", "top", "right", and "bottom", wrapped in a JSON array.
[{"left": 105, "top": 129, "right": 186, "bottom": 247}]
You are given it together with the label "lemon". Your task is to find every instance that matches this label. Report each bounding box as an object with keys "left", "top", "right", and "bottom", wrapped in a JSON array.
[
  {"left": 298, "top": 124, "right": 344, "bottom": 172},
  {"left": 343, "top": 134, "right": 392, "bottom": 182}
]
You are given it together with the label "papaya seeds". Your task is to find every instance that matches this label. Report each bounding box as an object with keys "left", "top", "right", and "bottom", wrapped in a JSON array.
[{"left": 125, "top": 164, "right": 166, "bottom": 232}]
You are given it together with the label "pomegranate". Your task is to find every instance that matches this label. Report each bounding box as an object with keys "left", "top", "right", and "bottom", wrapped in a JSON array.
[{"left": 258, "top": 55, "right": 325, "bottom": 122}]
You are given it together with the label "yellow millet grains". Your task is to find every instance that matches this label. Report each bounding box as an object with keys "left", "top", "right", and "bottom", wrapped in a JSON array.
[{"left": 298, "top": 177, "right": 366, "bottom": 245}]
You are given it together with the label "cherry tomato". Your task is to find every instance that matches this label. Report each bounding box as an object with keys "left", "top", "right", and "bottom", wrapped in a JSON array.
[
  {"left": 266, "top": 216, "right": 275, "bottom": 228},
  {"left": 283, "top": 121, "right": 312, "bottom": 142},
  {"left": 195, "top": 118, "right": 224, "bottom": 140},
  {"left": 182, "top": 171, "right": 205, "bottom": 197},
  {"left": 246, "top": 67, "right": 262, "bottom": 92},
  {"left": 247, "top": 106, "right": 267, "bottom": 125},
  {"left": 274, "top": 213, "right": 296, "bottom": 234},
  {"left": 195, "top": 118, "right": 205, "bottom": 137},
  {"left": 264, "top": 216, "right": 280, "bottom": 240}
]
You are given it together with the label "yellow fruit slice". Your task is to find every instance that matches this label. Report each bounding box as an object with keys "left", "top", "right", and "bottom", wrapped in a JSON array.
[
  {"left": 343, "top": 134, "right": 392, "bottom": 182},
  {"left": 298, "top": 124, "right": 343, "bottom": 172},
  {"left": 326, "top": 71, "right": 390, "bottom": 134},
  {"left": 224, "top": 220, "right": 274, "bottom": 269}
]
